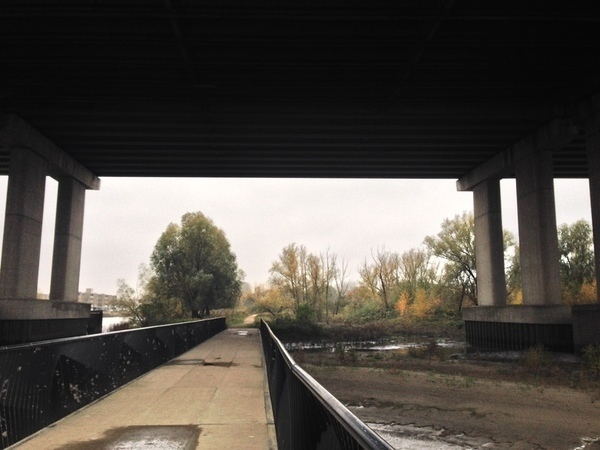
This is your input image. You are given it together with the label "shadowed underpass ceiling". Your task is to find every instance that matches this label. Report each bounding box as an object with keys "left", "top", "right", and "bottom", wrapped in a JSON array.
[{"left": 1, "top": 1, "right": 599, "bottom": 179}]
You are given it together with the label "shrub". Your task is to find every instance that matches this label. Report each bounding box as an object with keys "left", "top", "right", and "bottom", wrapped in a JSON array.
[
  {"left": 343, "top": 299, "right": 392, "bottom": 323},
  {"left": 295, "top": 303, "right": 317, "bottom": 323},
  {"left": 394, "top": 292, "right": 410, "bottom": 316},
  {"left": 582, "top": 344, "right": 600, "bottom": 378},
  {"left": 522, "top": 344, "right": 551, "bottom": 376},
  {"left": 108, "top": 321, "right": 131, "bottom": 332},
  {"left": 412, "top": 289, "right": 440, "bottom": 320},
  {"left": 336, "top": 345, "right": 357, "bottom": 365},
  {"left": 270, "top": 315, "right": 324, "bottom": 342}
]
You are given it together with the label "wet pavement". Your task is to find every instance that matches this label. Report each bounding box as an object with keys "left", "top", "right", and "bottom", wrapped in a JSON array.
[{"left": 10, "top": 329, "right": 276, "bottom": 450}]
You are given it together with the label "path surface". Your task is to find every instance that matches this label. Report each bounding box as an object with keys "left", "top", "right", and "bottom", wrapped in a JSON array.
[
  {"left": 12, "top": 329, "right": 276, "bottom": 450},
  {"left": 244, "top": 314, "right": 258, "bottom": 325}
]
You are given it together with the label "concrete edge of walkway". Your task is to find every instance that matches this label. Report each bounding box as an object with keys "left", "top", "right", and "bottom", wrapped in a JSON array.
[{"left": 257, "top": 328, "right": 278, "bottom": 450}]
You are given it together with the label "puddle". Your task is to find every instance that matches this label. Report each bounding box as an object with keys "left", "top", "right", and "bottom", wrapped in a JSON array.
[
  {"left": 365, "top": 421, "right": 599, "bottom": 449},
  {"left": 574, "top": 437, "right": 600, "bottom": 450},
  {"left": 285, "top": 338, "right": 464, "bottom": 353},
  {"left": 166, "top": 359, "right": 233, "bottom": 367},
  {"left": 365, "top": 422, "right": 493, "bottom": 449},
  {"left": 56, "top": 426, "right": 200, "bottom": 450},
  {"left": 166, "top": 359, "right": 205, "bottom": 366}
]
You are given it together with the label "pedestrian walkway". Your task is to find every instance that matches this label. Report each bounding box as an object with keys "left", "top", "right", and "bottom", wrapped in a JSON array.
[{"left": 11, "top": 328, "right": 276, "bottom": 450}]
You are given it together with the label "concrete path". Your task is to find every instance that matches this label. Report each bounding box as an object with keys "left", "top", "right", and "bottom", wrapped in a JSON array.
[{"left": 11, "top": 328, "right": 276, "bottom": 450}]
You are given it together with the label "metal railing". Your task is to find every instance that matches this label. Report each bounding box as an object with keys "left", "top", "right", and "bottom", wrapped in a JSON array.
[
  {"left": 0, "top": 317, "right": 226, "bottom": 449},
  {"left": 260, "top": 320, "right": 393, "bottom": 450}
]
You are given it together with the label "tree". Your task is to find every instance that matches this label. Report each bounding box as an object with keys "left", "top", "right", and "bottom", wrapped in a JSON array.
[
  {"left": 114, "top": 263, "right": 153, "bottom": 327},
  {"left": 358, "top": 249, "right": 401, "bottom": 310},
  {"left": 558, "top": 219, "right": 595, "bottom": 302},
  {"left": 115, "top": 278, "right": 147, "bottom": 327},
  {"left": 332, "top": 257, "right": 350, "bottom": 315},
  {"left": 424, "top": 211, "right": 516, "bottom": 310},
  {"left": 243, "top": 284, "right": 292, "bottom": 319},
  {"left": 150, "top": 212, "right": 242, "bottom": 318},
  {"left": 424, "top": 212, "right": 477, "bottom": 309},
  {"left": 269, "top": 243, "right": 307, "bottom": 310},
  {"left": 398, "top": 248, "right": 439, "bottom": 298},
  {"left": 320, "top": 249, "right": 336, "bottom": 322}
]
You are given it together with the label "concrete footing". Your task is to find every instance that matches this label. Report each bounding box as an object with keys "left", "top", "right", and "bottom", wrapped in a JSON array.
[
  {"left": 572, "top": 304, "right": 600, "bottom": 350},
  {"left": 0, "top": 299, "right": 91, "bottom": 346},
  {"left": 462, "top": 305, "right": 598, "bottom": 352}
]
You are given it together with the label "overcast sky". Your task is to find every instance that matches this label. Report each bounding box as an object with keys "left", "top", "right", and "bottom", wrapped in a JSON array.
[{"left": 0, "top": 177, "right": 593, "bottom": 295}]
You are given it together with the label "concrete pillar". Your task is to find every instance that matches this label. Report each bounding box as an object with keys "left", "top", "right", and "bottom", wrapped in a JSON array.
[
  {"left": 582, "top": 104, "right": 600, "bottom": 302},
  {"left": 473, "top": 178, "right": 506, "bottom": 306},
  {"left": 50, "top": 178, "right": 86, "bottom": 302},
  {"left": 515, "top": 149, "right": 562, "bottom": 305},
  {"left": 0, "top": 147, "right": 47, "bottom": 299}
]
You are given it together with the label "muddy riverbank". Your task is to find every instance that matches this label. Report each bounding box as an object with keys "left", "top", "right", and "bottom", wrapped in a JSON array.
[{"left": 300, "top": 350, "right": 600, "bottom": 449}]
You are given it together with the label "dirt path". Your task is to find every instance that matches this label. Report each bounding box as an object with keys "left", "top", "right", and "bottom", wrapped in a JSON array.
[
  {"left": 305, "top": 365, "right": 600, "bottom": 449},
  {"left": 243, "top": 314, "right": 258, "bottom": 325}
]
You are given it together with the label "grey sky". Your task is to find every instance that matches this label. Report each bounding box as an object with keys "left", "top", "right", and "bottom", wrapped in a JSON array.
[{"left": 0, "top": 177, "right": 592, "bottom": 296}]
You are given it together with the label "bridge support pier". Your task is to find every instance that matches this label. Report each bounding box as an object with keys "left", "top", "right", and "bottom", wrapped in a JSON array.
[
  {"left": 0, "top": 147, "right": 47, "bottom": 299},
  {"left": 458, "top": 113, "right": 600, "bottom": 352},
  {"left": 473, "top": 178, "right": 506, "bottom": 306},
  {"left": 515, "top": 148, "right": 562, "bottom": 306},
  {"left": 0, "top": 116, "right": 99, "bottom": 345},
  {"left": 582, "top": 98, "right": 600, "bottom": 302},
  {"left": 50, "top": 178, "right": 86, "bottom": 302}
]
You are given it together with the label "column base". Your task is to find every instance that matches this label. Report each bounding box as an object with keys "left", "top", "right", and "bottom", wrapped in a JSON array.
[
  {"left": 0, "top": 298, "right": 91, "bottom": 346},
  {"left": 463, "top": 305, "right": 573, "bottom": 352},
  {"left": 572, "top": 304, "right": 600, "bottom": 351}
]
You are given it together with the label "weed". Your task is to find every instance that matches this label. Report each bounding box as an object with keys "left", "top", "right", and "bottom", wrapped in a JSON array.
[
  {"left": 407, "top": 341, "right": 445, "bottom": 361},
  {"left": 292, "top": 347, "right": 305, "bottom": 364},
  {"left": 336, "top": 345, "right": 358, "bottom": 365},
  {"left": 372, "top": 352, "right": 384, "bottom": 360},
  {"left": 522, "top": 344, "right": 551, "bottom": 377},
  {"left": 568, "top": 370, "right": 582, "bottom": 389},
  {"left": 463, "top": 376, "right": 475, "bottom": 388},
  {"left": 582, "top": 344, "right": 600, "bottom": 379}
]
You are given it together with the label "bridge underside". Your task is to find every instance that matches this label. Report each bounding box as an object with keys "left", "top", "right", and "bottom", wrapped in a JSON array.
[{"left": 1, "top": 1, "right": 600, "bottom": 348}]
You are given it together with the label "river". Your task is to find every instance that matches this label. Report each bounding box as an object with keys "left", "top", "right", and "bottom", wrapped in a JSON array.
[{"left": 101, "top": 316, "right": 128, "bottom": 332}]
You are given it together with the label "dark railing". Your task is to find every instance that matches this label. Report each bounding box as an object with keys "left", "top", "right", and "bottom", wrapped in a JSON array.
[
  {"left": 260, "top": 320, "right": 393, "bottom": 450},
  {"left": 0, "top": 317, "right": 226, "bottom": 449}
]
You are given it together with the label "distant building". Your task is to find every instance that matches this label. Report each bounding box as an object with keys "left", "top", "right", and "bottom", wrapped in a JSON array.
[{"left": 78, "top": 288, "right": 117, "bottom": 310}]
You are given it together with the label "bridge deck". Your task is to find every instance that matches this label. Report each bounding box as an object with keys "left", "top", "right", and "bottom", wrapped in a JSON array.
[{"left": 11, "top": 328, "right": 276, "bottom": 449}]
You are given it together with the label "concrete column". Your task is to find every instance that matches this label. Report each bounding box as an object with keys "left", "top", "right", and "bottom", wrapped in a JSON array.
[
  {"left": 584, "top": 109, "right": 600, "bottom": 302},
  {"left": 50, "top": 178, "right": 86, "bottom": 302},
  {"left": 473, "top": 178, "right": 506, "bottom": 306},
  {"left": 515, "top": 149, "right": 562, "bottom": 305},
  {"left": 0, "top": 147, "right": 47, "bottom": 299}
]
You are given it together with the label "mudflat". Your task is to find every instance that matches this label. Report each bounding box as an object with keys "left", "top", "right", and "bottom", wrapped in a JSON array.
[{"left": 302, "top": 357, "right": 600, "bottom": 449}]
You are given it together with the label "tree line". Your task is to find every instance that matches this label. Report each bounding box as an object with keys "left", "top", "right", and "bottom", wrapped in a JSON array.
[
  {"left": 115, "top": 210, "right": 596, "bottom": 327},
  {"left": 244, "top": 213, "right": 596, "bottom": 323}
]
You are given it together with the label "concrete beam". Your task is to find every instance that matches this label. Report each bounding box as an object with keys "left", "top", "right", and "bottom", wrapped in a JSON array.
[
  {"left": 456, "top": 118, "right": 580, "bottom": 192},
  {"left": 0, "top": 113, "right": 100, "bottom": 190}
]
